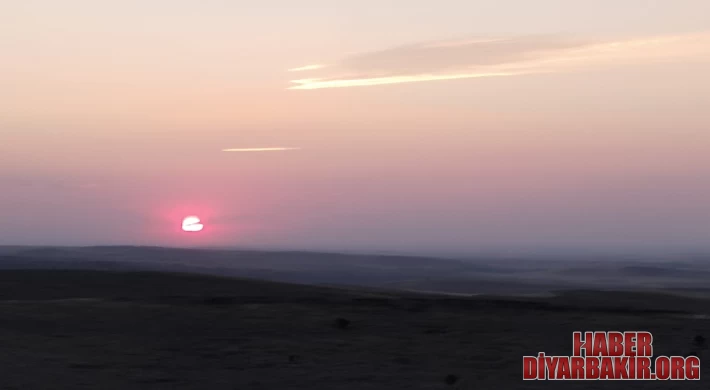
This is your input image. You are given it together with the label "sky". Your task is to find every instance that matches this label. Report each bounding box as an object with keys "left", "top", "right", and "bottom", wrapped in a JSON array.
[{"left": 1, "top": 0, "right": 709, "bottom": 254}]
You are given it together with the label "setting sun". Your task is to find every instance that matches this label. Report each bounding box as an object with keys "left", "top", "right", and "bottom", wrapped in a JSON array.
[{"left": 181, "top": 216, "right": 204, "bottom": 232}]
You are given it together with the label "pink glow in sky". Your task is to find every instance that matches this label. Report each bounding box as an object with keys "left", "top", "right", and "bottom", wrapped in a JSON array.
[{"left": 1, "top": 1, "right": 709, "bottom": 253}]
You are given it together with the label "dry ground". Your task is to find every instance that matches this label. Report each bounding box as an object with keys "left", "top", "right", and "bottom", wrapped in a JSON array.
[{"left": 0, "top": 270, "right": 707, "bottom": 389}]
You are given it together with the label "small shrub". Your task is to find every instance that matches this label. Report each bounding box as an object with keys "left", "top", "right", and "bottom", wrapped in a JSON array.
[
  {"left": 333, "top": 318, "right": 351, "bottom": 329},
  {"left": 445, "top": 374, "right": 459, "bottom": 385},
  {"left": 693, "top": 335, "right": 706, "bottom": 348}
]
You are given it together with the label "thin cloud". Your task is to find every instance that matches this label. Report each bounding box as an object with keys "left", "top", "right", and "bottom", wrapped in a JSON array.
[
  {"left": 288, "top": 64, "right": 328, "bottom": 72},
  {"left": 0, "top": 175, "right": 100, "bottom": 190},
  {"left": 222, "top": 147, "right": 301, "bottom": 152},
  {"left": 289, "top": 72, "right": 517, "bottom": 90},
  {"left": 287, "top": 32, "right": 710, "bottom": 90}
]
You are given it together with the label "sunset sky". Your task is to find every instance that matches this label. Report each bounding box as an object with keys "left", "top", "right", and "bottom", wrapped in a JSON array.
[{"left": 1, "top": 0, "right": 709, "bottom": 254}]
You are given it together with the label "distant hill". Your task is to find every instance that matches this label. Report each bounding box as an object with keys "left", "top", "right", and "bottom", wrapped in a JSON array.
[{"left": 1, "top": 246, "right": 709, "bottom": 295}]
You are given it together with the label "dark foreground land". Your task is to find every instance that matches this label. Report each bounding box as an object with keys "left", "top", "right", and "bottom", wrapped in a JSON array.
[{"left": 0, "top": 270, "right": 708, "bottom": 389}]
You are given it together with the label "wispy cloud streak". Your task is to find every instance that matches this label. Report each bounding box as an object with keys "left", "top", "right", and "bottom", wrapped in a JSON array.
[
  {"left": 288, "top": 64, "right": 328, "bottom": 72},
  {"left": 289, "top": 72, "right": 517, "bottom": 90},
  {"left": 222, "top": 147, "right": 301, "bottom": 152},
  {"left": 288, "top": 33, "right": 710, "bottom": 90}
]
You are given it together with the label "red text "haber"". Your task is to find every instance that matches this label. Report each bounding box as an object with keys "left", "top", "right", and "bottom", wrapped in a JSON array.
[{"left": 573, "top": 331, "right": 653, "bottom": 357}]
